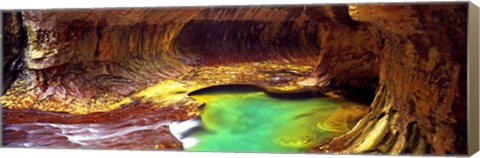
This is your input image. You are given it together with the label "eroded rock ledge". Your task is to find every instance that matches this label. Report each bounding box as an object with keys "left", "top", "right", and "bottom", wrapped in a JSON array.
[
  {"left": 307, "top": 4, "right": 467, "bottom": 155},
  {"left": 2, "top": 3, "right": 467, "bottom": 155}
]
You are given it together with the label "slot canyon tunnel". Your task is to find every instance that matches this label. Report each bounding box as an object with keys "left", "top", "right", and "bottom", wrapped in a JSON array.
[{"left": 1, "top": 3, "right": 468, "bottom": 155}]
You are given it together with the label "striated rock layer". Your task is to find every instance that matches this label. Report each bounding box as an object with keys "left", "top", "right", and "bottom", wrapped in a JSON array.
[
  {"left": 307, "top": 4, "right": 467, "bottom": 155},
  {"left": 2, "top": 12, "right": 25, "bottom": 93},
  {"left": 1, "top": 3, "right": 468, "bottom": 155},
  {"left": 2, "top": 6, "right": 321, "bottom": 113}
]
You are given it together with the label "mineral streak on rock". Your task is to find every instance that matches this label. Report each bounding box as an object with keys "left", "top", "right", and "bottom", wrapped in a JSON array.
[
  {"left": 2, "top": 6, "right": 322, "bottom": 114},
  {"left": 2, "top": 12, "right": 26, "bottom": 93},
  {"left": 1, "top": 3, "right": 468, "bottom": 155},
  {"left": 308, "top": 4, "right": 467, "bottom": 155}
]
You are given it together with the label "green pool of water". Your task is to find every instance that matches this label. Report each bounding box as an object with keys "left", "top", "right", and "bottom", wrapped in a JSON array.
[{"left": 186, "top": 88, "right": 368, "bottom": 153}]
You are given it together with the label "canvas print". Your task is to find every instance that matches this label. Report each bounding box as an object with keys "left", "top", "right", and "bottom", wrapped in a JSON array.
[{"left": 1, "top": 3, "right": 470, "bottom": 156}]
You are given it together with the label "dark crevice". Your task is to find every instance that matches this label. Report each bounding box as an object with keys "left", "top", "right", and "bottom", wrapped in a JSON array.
[
  {"left": 93, "top": 18, "right": 108, "bottom": 58},
  {"left": 2, "top": 12, "right": 27, "bottom": 94},
  {"left": 323, "top": 77, "right": 379, "bottom": 104},
  {"left": 188, "top": 84, "right": 327, "bottom": 100}
]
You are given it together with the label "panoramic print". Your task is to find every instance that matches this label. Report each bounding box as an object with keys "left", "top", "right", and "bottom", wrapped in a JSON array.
[{"left": 2, "top": 3, "right": 468, "bottom": 155}]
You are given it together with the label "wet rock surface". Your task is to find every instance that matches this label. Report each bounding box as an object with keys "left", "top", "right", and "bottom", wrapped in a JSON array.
[
  {"left": 308, "top": 4, "right": 467, "bottom": 155},
  {"left": 2, "top": 101, "right": 190, "bottom": 149},
  {"left": 1, "top": 3, "right": 468, "bottom": 155},
  {"left": 2, "top": 12, "right": 26, "bottom": 93},
  {"left": 2, "top": 6, "right": 321, "bottom": 114}
]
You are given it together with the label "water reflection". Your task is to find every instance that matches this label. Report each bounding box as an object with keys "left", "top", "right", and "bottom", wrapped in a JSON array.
[{"left": 174, "top": 89, "right": 368, "bottom": 153}]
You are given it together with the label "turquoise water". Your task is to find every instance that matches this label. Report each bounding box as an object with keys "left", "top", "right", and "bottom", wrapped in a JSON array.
[{"left": 186, "top": 89, "right": 368, "bottom": 153}]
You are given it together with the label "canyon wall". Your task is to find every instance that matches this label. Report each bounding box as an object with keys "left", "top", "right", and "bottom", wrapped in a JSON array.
[
  {"left": 2, "top": 12, "right": 25, "bottom": 93},
  {"left": 2, "top": 3, "right": 468, "bottom": 155},
  {"left": 2, "top": 7, "right": 322, "bottom": 113},
  {"left": 308, "top": 4, "right": 467, "bottom": 155}
]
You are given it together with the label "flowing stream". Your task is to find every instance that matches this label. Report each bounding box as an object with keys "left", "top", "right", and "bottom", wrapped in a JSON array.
[
  {"left": 170, "top": 87, "right": 369, "bottom": 153},
  {"left": 3, "top": 86, "right": 368, "bottom": 152}
]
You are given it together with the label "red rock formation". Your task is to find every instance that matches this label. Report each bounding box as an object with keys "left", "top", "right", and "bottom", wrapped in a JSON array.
[
  {"left": 2, "top": 7, "right": 323, "bottom": 113},
  {"left": 2, "top": 12, "right": 25, "bottom": 93},
  {"left": 309, "top": 4, "right": 467, "bottom": 155},
  {"left": 304, "top": 6, "right": 382, "bottom": 88},
  {"left": 1, "top": 3, "right": 468, "bottom": 155}
]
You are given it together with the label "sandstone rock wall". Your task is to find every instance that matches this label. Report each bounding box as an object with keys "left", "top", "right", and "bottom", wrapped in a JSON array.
[
  {"left": 1, "top": 3, "right": 468, "bottom": 155},
  {"left": 310, "top": 4, "right": 468, "bottom": 154},
  {"left": 2, "top": 6, "right": 323, "bottom": 114},
  {"left": 2, "top": 12, "right": 25, "bottom": 93}
]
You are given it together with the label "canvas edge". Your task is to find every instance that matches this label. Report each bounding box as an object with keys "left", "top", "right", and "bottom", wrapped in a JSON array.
[{"left": 468, "top": 1, "right": 480, "bottom": 156}]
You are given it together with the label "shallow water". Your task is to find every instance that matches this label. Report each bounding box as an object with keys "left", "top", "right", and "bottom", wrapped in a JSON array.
[
  {"left": 2, "top": 103, "right": 189, "bottom": 150},
  {"left": 180, "top": 89, "right": 369, "bottom": 153},
  {"left": 3, "top": 87, "right": 368, "bottom": 152}
]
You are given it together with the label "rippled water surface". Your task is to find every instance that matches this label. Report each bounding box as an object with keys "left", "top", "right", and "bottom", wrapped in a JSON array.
[
  {"left": 179, "top": 89, "right": 369, "bottom": 153},
  {"left": 3, "top": 87, "right": 368, "bottom": 152},
  {"left": 2, "top": 103, "right": 188, "bottom": 150}
]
